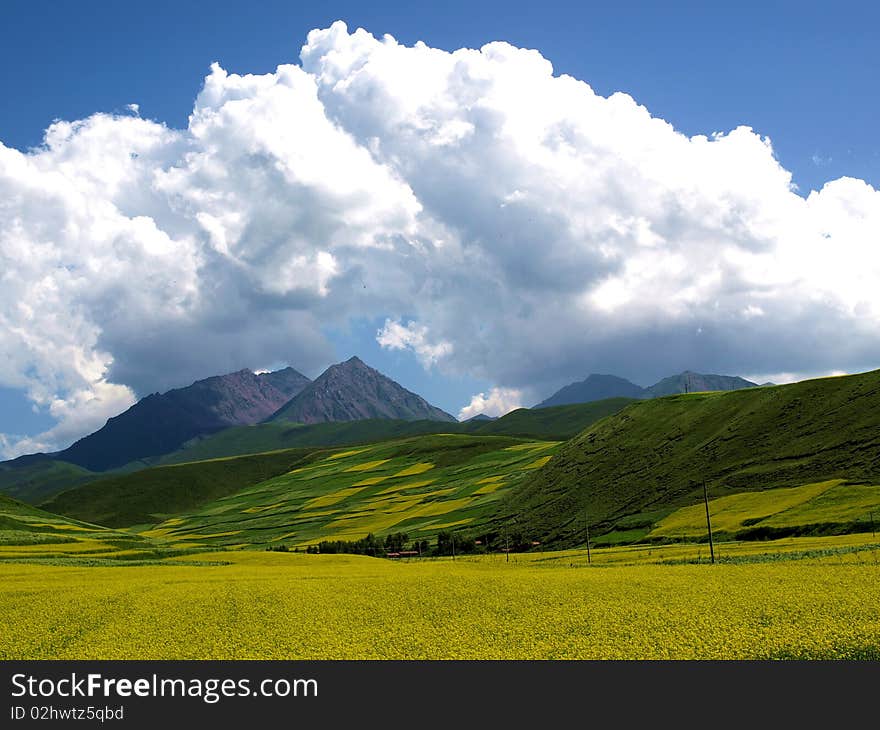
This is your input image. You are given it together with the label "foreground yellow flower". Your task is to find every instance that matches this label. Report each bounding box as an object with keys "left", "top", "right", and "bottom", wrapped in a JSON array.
[{"left": 1, "top": 548, "right": 878, "bottom": 660}]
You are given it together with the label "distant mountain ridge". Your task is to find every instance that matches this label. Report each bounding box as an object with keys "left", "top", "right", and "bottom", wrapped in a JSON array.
[
  {"left": 536, "top": 374, "right": 645, "bottom": 408},
  {"left": 0, "top": 357, "right": 456, "bottom": 484},
  {"left": 14, "top": 367, "right": 311, "bottom": 473},
  {"left": 643, "top": 371, "right": 761, "bottom": 398},
  {"left": 466, "top": 414, "right": 497, "bottom": 422},
  {"left": 536, "top": 370, "right": 762, "bottom": 408},
  {"left": 507, "top": 368, "right": 880, "bottom": 548},
  {"left": 269, "top": 356, "right": 456, "bottom": 424}
]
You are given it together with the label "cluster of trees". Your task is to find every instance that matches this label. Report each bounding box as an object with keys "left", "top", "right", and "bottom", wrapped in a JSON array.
[
  {"left": 302, "top": 532, "right": 430, "bottom": 556},
  {"left": 266, "top": 527, "right": 538, "bottom": 558},
  {"left": 435, "top": 530, "right": 535, "bottom": 556}
]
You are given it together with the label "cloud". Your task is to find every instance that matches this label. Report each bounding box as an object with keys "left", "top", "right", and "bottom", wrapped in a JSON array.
[
  {"left": 458, "top": 387, "right": 524, "bottom": 420},
  {"left": 2, "top": 382, "right": 137, "bottom": 458},
  {"left": 2, "top": 20, "right": 880, "bottom": 456},
  {"left": 376, "top": 318, "right": 452, "bottom": 367}
]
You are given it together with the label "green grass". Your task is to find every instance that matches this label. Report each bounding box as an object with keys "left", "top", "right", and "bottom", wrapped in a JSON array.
[
  {"left": 0, "top": 460, "right": 98, "bottom": 504},
  {"left": 0, "top": 494, "right": 158, "bottom": 558},
  {"left": 471, "top": 399, "right": 635, "bottom": 438},
  {"left": 505, "top": 368, "right": 880, "bottom": 547},
  {"left": 41, "top": 448, "right": 318, "bottom": 527},
  {"left": 140, "top": 434, "right": 560, "bottom": 548},
  {"left": 647, "top": 479, "right": 880, "bottom": 541}
]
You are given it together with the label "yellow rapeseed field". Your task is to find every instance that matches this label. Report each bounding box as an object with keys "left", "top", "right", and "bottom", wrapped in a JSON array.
[{"left": 1, "top": 549, "right": 878, "bottom": 660}]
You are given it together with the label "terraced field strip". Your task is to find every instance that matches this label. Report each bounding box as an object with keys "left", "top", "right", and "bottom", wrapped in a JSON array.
[
  {"left": 0, "top": 496, "right": 161, "bottom": 562},
  {"left": 649, "top": 479, "right": 880, "bottom": 539},
  {"left": 147, "top": 435, "right": 562, "bottom": 547}
]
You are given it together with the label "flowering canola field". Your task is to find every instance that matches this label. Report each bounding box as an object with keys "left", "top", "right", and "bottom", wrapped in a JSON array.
[{"left": 1, "top": 547, "right": 878, "bottom": 660}]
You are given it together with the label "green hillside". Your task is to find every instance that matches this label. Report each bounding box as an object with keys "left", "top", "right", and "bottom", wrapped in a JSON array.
[
  {"left": 641, "top": 478, "right": 880, "bottom": 544},
  {"left": 475, "top": 399, "right": 633, "bottom": 438},
  {"left": 157, "top": 420, "right": 460, "bottom": 464},
  {"left": 0, "top": 460, "right": 98, "bottom": 504},
  {"left": 506, "top": 370, "right": 880, "bottom": 547},
  {"left": 141, "top": 434, "right": 559, "bottom": 549},
  {"left": 157, "top": 398, "right": 633, "bottom": 464},
  {"left": 0, "top": 493, "right": 155, "bottom": 559},
  {"left": 42, "top": 448, "right": 317, "bottom": 528}
]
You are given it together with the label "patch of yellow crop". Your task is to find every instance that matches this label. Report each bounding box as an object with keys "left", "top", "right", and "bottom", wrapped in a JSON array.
[
  {"left": 476, "top": 475, "right": 505, "bottom": 484},
  {"left": 407, "top": 497, "right": 476, "bottom": 519},
  {"left": 2, "top": 550, "right": 878, "bottom": 660},
  {"left": 324, "top": 511, "right": 409, "bottom": 537},
  {"left": 242, "top": 502, "right": 285, "bottom": 514},
  {"left": 651, "top": 480, "right": 840, "bottom": 538},
  {"left": 23, "top": 523, "right": 96, "bottom": 532},
  {"left": 303, "top": 487, "right": 368, "bottom": 510},
  {"left": 344, "top": 459, "right": 390, "bottom": 473},
  {"left": 761, "top": 482, "right": 880, "bottom": 527},
  {"left": 473, "top": 481, "right": 505, "bottom": 495},
  {"left": 186, "top": 531, "right": 241, "bottom": 539},
  {"left": 351, "top": 476, "right": 390, "bottom": 486},
  {"left": 523, "top": 455, "right": 553, "bottom": 469},
  {"left": 392, "top": 463, "right": 434, "bottom": 477},
  {"left": 368, "top": 498, "right": 425, "bottom": 514},
  {"left": 0, "top": 539, "right": 112, "bottom": 555},
  {"left": 377, "top": 479, "right": 435, "bottom": 495},
  {"left": 417, "top": 487, "right": 458, "bottom": 497},
  {"left": 504, "top": 442, "right": 550, "bottom": 451},
  {"left": 326, "top": 448, "right": 370, "bottom": 460}
]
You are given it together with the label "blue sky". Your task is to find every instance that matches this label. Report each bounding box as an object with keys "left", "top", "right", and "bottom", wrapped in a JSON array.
[
  {"left": 3, "top": 1, "right": 876, "bottom": 190},
  {"left": 1, "top": 1, "right": 878, "bottom": 454}
]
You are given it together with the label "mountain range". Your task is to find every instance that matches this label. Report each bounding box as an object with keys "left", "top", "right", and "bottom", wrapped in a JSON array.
[
  {"left": 44, "top": 367, "right": 311, "bottom": 471},
  {"left": 5, "top": 350, "right": 880, "bottom": 555},
  {"left": 269, "top": 356, "right": 456, "bottom": 424},
  {"left": 2, "top": 357, "right": 455, "bottom": 475},
  {"left": 535, "top": 370, "right": 763, "bottom": 408},
  {"left": 1, "top": 357, "right": 764, "bottom": 486}
]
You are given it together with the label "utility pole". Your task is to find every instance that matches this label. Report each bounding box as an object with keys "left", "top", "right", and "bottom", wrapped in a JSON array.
[
  {"left": 703, "top": 480, "right": 715, "bottom": 564},
  {"left": 585, "top": 510, "right": 592, "bottom": 565}
]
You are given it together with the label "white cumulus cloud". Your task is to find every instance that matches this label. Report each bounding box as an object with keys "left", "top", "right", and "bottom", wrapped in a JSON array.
[
  {"left": 2, "top": 20, "right": 880, "bottom": 457},
  {"left": 458, "top": 387, "right": 524, "bottom": 420},
  {"left": 376, "top": 318, "right": 452, "bottom": 367}
]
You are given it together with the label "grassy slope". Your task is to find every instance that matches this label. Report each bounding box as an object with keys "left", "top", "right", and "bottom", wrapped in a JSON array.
[
  {"left": 474, "top": 399, "right": 633, "bottom": 438},
  {"left": 0, "top": 461, "right": 98, "bottom": 504},
  {"left": 142, "top": 434, "right": 559, "bottom": 549},
  {"left": 156, "top": 421, "right": 462, "bottom": 464},
  {"left": 156, "top": 398, "right": 633, "bottom": 464},
  {"left": 646, "top": 479, "right": 880, "bottom": 542},
  {"left": 42, "top": 448, "right": 317, "bottom": 528},
  {"left": 506, "top": 370, "right": 880, "bottom": 547},
  {"left": 0, "top": 399, "right": 631, "bottom": 508},
  {"left": 0, "top": 493, "right": 157, "bottom": 559}
]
